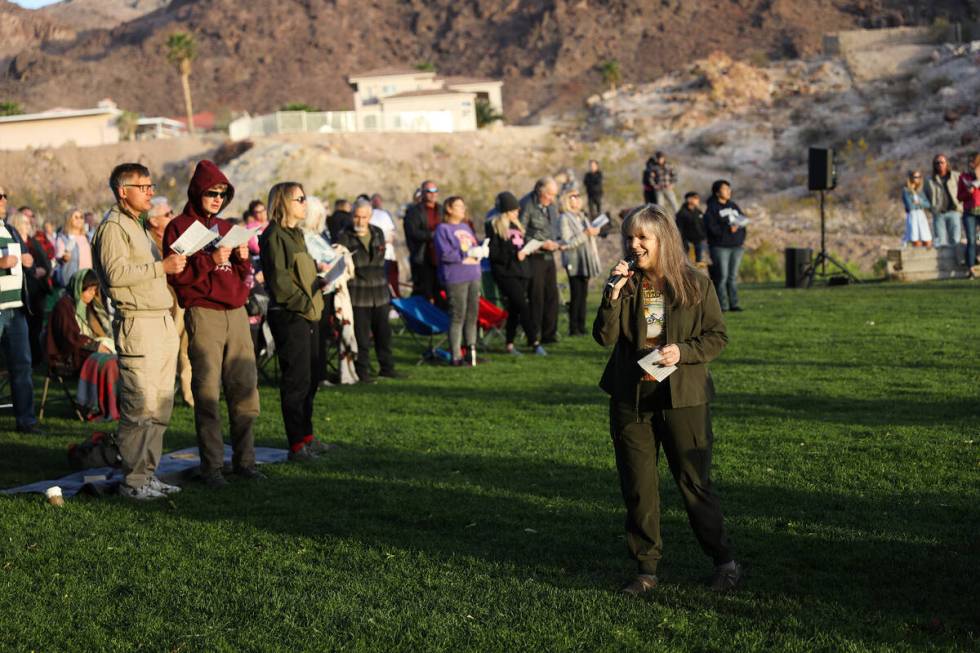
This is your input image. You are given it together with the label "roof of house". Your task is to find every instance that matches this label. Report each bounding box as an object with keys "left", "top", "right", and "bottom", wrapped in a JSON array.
[
  {"left": 0, "top": 106, "right": 118, "bottom": 125},
  {"left": 441, "top": 76, "right": 503, "bottom": 86},
  {"left": 381, "top": 89, "right": 475, "bottom": 100},
  {"left": 348, "top": 67, "right": 437, "bottom": 80}
]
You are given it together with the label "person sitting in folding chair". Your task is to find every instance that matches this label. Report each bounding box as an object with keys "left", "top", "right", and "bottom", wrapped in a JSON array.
[{"left": 44, "top": 268, "right": 119, "bottom": 420}]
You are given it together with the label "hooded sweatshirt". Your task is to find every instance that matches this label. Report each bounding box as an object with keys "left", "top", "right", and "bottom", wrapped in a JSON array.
[
  {"left": 163, "top": 160, "right": 250, "bottom": 310},
  {"left": 703, "top": 196, "right": 747, "bottom": 248}
]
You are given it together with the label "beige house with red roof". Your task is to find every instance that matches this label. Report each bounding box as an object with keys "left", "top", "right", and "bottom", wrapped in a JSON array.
[{"left": 347, "top": 68, "right": 503, "bottom": 132}]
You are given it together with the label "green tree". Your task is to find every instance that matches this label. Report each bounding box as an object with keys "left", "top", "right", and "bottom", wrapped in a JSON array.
[
  {"left": 415, "top": 61, "right": 436, "bottom": 72},
  {"left": 116, "top": 110, "right": 140, "bottom": 141},
  {"left": 280, "top": 103, "right": 320, "bottom": 112},
  {"left": 166, "top": 32, "right": 197, "bottom": 134},
  {"left": 599, "top": 59, "right": 621, "bottom": 92},
  {"left": 475, "top": 98, "right": 503, "bottom": 128},
  {"left": 0, "top": 101, "right": 23, "bottom": 116}
]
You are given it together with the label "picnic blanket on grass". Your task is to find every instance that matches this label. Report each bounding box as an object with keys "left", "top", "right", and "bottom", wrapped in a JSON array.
[{"left": 1, "top": 445, "right": 288, "bottom": 499}]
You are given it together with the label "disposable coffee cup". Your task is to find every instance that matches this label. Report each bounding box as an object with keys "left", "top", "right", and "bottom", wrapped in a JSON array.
[{"left": 45, "top": 486, "right": 64, "bottom": 507}]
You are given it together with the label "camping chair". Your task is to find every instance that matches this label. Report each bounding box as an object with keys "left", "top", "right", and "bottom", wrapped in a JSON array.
[
  {"left": 477, "top": 297, "right": 508, "bottom": 347},
  {"left": 390, "top": 296, "right": 451, "bottom": 365},
  {"left": 39, "top": 354, "right": 85, "bottom": 422}
]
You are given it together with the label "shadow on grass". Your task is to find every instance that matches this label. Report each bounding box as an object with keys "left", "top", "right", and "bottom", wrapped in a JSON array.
[
  {"left": 91, "top": 442, "right": 974, "bottom": 645},
  {"left": 714, "top": 391, "right": 972, "bottom": 427}
]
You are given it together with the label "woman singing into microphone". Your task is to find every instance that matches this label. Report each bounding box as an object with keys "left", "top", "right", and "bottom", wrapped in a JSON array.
[{"left": 593, "top": 204, "right": 741, "bottom": 595}]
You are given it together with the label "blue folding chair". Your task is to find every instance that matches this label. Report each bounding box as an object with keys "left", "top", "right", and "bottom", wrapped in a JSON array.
[{"left": 390, "top": 296, "right": 452, "bottom": 364}]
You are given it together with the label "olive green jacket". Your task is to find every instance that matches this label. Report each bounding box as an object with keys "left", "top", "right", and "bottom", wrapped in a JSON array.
[
  {"left": 593, "top": 271, "right": 727, "bottom": 408},
  {"left": 259, "top": 221, "right": 324, "bottom": 322}
]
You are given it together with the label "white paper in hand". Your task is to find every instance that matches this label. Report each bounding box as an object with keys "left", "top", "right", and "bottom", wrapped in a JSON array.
[
  {"left": 591, "top": 214, "right": 610, "bottom": 229},
  {"left": 216, "top": 225, "right": 260, "bottom": 249},
  {"left": 637, "top": 349, "right": 677, "bottom": 382},
  {"left": 170, "top": 221, "right": 220, "bottom": 256},
  {"left": 519, "top": 238, "right": 543, "bottom": 256}
]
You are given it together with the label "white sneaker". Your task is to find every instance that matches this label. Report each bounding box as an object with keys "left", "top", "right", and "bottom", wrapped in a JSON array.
[
  {"left": 148, "top": 476, "right": 181, "bottom": 495},
  {"left": 119, "top": 483, "right": 166, "bottom": 501}
]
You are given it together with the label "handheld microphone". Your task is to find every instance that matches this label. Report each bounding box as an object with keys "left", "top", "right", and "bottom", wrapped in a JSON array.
[{"left": 606, "top": 253, "right": 638, "bottom": 290}]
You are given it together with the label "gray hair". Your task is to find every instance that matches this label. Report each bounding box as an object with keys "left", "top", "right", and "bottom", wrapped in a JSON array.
[
  {"left": 533, "top": 176, "right": 557, "bottom": 194},
  {"left": 351, "top": 197, "right": 372, "bottom": 216},
  {"left": 303, "top": 196, "right": 328, "bottom": 234}
]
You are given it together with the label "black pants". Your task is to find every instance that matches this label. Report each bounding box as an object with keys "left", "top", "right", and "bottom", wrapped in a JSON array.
[
  {"left": 267, "top": 310, "right": 320, "bottom": 448},
  {"left": 610, "top": 398, "right": 732, "bottom": 575},
  {"left": 353, "top": 304, "right": 395, "bottom": 380},
  {"left": 568, "top": 275, "right": 590, "bottom": 336},
  {"left": 494, "top": 275, "right": 534, "bottom": 345},
  {"left": 587, "top": 194, "right": 602, "bottom": 219},
  {"left": 528, "top": 254, "right": 559, "bottom": 344},
  {"left": 643, "top": 190, "right": 657, "bottom": 204},
  {"left": 410, "top": 261, "right": 438, "bottom": 302}
]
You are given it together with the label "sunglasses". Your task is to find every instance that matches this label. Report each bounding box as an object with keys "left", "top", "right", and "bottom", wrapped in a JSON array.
[
  {"left": 423, "top": 188, "right": 438, "bottom": 194},
  {"left": 203, "top": 190, "right": 229, "bottom": 199},
  {"left": 292, "top": 196, "right": 307, "bottom": 204},
  {"left": 569, "top": 193, "right": 581, "bottom": 199},
  {"left": 0, "top": 194, "right": 6, "bottom": 200}
]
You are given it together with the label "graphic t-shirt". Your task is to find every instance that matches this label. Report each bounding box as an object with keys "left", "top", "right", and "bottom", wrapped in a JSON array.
[{"left": 640, "top": 279, "right": 666, "bottom": 383}]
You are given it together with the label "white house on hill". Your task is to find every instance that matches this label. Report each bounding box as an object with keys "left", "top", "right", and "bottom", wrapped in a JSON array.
[
  {"left": 0, "top": 99, "right": 120, "bottom": 151},
  {"left": 347, "top": 67, "right": 504, "bottom": 132}
]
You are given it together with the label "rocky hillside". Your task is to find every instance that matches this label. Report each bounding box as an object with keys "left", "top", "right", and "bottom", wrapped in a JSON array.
[
  {"left": 0, "top": 0, "right": 973, "bottom": 121},
  {"left": 40, "top": 0, "right": 170, "bottom": 31}
]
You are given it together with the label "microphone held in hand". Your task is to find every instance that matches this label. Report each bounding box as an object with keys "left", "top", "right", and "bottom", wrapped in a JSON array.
[{"left": 606, "top": 253, "right": 638, "bottom": 290}]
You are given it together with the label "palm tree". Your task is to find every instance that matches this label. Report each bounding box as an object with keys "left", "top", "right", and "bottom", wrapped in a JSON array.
[
  {"left": 166, "top": 32, "right": 197, "bottom": 134},
  {"left": 599, "top": 59, "right": 621, "bottom": 92}
]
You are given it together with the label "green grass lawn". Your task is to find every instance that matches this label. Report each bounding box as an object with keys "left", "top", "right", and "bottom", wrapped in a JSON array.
[{"left": 1, "top": 281, "right": 978, "bottom": 652}]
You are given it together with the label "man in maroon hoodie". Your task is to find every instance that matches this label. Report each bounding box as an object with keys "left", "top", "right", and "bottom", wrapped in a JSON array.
[{"left": 163, "top": 160, "right": 261, "bottom": 488}]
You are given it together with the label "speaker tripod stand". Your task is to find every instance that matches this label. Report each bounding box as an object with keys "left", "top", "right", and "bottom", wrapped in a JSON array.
[{"left": 802, "top": 190, "right": 860, "bottom": 287}]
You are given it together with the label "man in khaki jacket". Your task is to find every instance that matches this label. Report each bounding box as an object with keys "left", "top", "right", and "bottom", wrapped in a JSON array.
[{"left": 93, "top": 163, "right": 188, "bottom": 500}]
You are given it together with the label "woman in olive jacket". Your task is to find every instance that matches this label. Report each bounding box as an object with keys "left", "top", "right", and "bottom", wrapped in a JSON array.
[
  {"left": 593, "top": 204, "right": 741, "bottom": 595},
  {"left": 259, "top": 182, "right": 328, "bottom": 462}
]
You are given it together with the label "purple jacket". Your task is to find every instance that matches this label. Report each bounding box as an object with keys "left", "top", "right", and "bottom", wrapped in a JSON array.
[{"left": 433, "top": 222, "right": 482, "bottom": 286}]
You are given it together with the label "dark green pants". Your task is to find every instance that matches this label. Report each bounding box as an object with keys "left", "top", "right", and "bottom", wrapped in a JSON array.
[{"left": 610, "top": 399, "right": 732, "bottom": 575}]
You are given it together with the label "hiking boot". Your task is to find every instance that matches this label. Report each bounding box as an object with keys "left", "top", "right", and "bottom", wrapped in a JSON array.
[
  {"left": 148, "top": 476, "right": 181, "bottom": 495},
  {"left": 119, "top": 483, "right": 165, "bottom": 501},
  {"left": 620, "top": 574, "right": 658, "bottom": 596},
  {"left": 233, "top": 466, "right": 266, "bottom": 481},
  {"left": 288, "top": 443, "right": 318, "bottom": 462},
  {"left": 707, "top": 561, "right": 743, "bottom": 592},
  {"left": 534, "top": 345, "right": 548, "bottom": 356},
  {"left": 307, "top": 439, "right": 334, "bottom": 455},
  {"left": 201, "top": 470, "right": 228, "bottom": 490}
]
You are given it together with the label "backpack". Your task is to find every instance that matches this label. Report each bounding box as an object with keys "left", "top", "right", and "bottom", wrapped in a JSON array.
[{"left": 67, "top": 431, "right": 122, "bottom": 470}]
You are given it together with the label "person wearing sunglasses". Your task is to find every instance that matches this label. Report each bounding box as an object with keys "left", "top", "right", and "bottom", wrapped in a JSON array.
[
  {"left": 93, "top": 163, "right": 188, "bottom": 500},
  {"left": 163, "top": 160, "right": 261, "bottom": 488},
  {"left": 404, "top": 180, "right": 443, "bottom": 302},
  {"left": 260, "top": 182, "right": 330, "bottom": 462},
  {"left": 902, "top": 170, "right": 932, "bottom": 249},
  {"left": 54, "top": 208, "right": 93, "bottom": 289}
]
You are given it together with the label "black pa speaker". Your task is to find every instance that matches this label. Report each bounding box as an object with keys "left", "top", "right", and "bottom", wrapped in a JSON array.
[
  {"left": 808, "top": 147, "right": 836, "bottom": 191},
  {"left": 784, "top": 248, "right": 812, "bottom": 288}
]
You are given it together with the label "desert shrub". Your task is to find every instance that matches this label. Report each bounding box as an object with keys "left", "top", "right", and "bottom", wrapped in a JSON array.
[
  {"left": 739, "top": 240, "right": 784, "bottom": 283},
  {"left": 211, "top": 140, "right": 254, "bottom": 167},
  {"left": 923, "top": 75, "right": 952, "bottom": 94}
]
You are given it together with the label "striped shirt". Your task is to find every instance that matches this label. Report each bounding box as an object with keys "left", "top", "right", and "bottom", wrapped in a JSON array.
[{"left": 0, "top": 222, "right": 24, "bottom": 310}]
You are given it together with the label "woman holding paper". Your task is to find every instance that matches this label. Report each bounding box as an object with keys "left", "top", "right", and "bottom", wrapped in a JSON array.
[
  {"left": 593, "top": 204, "right": 741, "bottom": 596},
  {"left": 488, "top": 192, "right": 540, "bottom": 356},
  {"left": 434, "top": 196, "right": 484, "bottom": 365},
  {"left": 558, "top": 189, "right": 601, "bottom": 337}
]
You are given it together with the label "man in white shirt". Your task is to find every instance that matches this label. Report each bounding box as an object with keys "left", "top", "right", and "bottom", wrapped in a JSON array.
[{"left": 369, "top": 193, "right": 399, "bottom": 297}]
